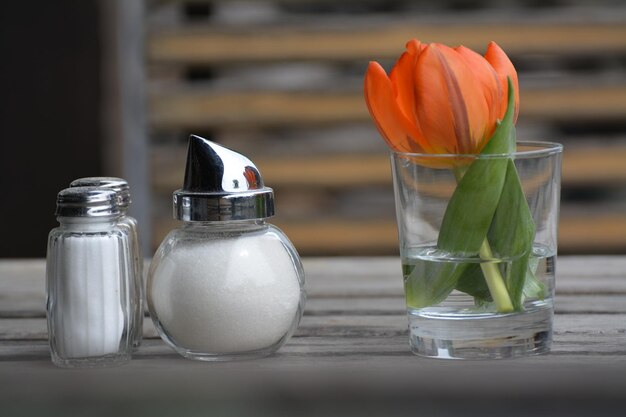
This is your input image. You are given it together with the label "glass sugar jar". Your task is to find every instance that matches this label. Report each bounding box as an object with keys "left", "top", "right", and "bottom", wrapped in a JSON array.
[
  {"left": 46, "top": 187, "right": 134, "bottom": 368},
  {"left": 147, "top": 135, "right": 306, "bottom": 361}
]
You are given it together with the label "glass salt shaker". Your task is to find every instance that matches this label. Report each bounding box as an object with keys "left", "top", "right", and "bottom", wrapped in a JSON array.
[
  {"left": 147, "top": 135, "right": 306, "bottom": 361},
  {"left": 46, "top": 187, "right": 134, "bottom": 367},
  {"left": 70, "top": 177, "right": 143, "bottom": 350}
]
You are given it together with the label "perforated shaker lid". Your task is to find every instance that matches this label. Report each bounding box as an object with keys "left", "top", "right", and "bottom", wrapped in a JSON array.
[
  {"left": 55, "top": 187, "right": 120, "bottom": 217},
  {"left": 173, "top": 135, "right": 274, "bottom": 221},
  {"left": 70, "top": 177, "right": 131, "bottom": 208}
]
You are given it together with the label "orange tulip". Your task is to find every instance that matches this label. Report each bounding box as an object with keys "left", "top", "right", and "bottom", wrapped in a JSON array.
[{"left": 364, "top": 40, "right": 518, "bottom": 156}]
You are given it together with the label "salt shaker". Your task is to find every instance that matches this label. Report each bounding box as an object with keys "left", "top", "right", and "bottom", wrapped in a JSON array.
[
  {"left": 46, "top": 187, "right": 134, "bottom": 367},
  {"left": 147, "top": 135, "right": 306, "bottom": 361},
  {"left": 70, "top": 177, "right": 143, "bottom": 350}
]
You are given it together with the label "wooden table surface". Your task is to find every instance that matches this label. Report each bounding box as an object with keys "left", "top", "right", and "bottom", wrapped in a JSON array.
[{"left": 1, "top": 256, "right": 625, "bottom": 416}]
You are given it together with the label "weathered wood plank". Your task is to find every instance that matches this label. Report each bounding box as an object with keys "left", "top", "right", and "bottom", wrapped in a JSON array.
[
  {"left": 151, "top": 215, "right": 626, "bottom": 255},
  {"left": 149, "top": 219, "right": 393, "bottom": 256},
  {"left": 149, "top": 86, "right": 626, "bottom": 129},
  {"left": 149, "top": 91, "right": 364, "bottom": 129},
  {"left": 303, "top": 256, "right": 626, "bottom": 281},
  {"left": 148, "top": 23, "right": 626, "bottom": 64},
  {"left": 153, "top": 150, "right": 391, "bottom": 190},
  {"left": 0, "top": 318, "right": 47, "bottom": 340},
  {"left": 2, "top": 307, "right": 626, "bottom": 409},
  {"left": 0, "top": 260, "right": 46, "bottom": 317},
  {"left": 1, "top": 257, "right": 624, "bottom": 285},
  {"left": 1, "top": 258, "right": 626, "bottom": 318},
  {"left": 0, "top": 317, "right": 159, "bottom": 341},
  {"left": 558, "top": 215, "right": 626, "bottom": 253},
  {"left": 362, "top": 257, "right": 571, "bottom": 292},
  {"left": 287, "top": 216, "right": 626, "bottom": 255},
  {"left": 1, "top": 314, "right": 624, "bottom": 352},
  {"left": 563, "top": 145, "right": 626, "bottom": 186},
  {"left": 152, "top": 144, "right": 626, "bottom": 190},
  {"left": 2, "top": 333, "right": 625, "bottom": 365},
  {"left": 2, "top": 291, "right": 624, "bottom": 319},
  {"left": 303, "top": 295, "right": 626, "bottom": 315}
]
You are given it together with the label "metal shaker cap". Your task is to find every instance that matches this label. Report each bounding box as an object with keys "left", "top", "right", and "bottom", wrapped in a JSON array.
[
  {"left": 69, "top": 177, "right": 131, "bottom": 209},
  {"left": 56, "top": 187, "right": 120, "bottom": 217},
  {"left": 173, "top": 135, "right": 275, "bottom": 221}
]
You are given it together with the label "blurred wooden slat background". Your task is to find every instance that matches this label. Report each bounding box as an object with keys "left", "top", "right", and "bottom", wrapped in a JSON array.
[{"left": 146, "top": 0, "right": 626, "bottom": 255}]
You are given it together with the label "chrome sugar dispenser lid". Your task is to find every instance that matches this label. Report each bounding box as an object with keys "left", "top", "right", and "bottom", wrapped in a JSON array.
[
  {"left": 56, "top": 187, "right": 120, "bottom": 217},
  {"left": 173, "top": 135, "right": 275, "bottom": 221},
  {"left": 69, "top": 177, "right": 131, "bottom": 209}
]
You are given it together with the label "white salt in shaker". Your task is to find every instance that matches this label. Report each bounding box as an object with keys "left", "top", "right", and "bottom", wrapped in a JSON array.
[
  {"left": 147, "top": 135, "right": 306, "bottom": 361},
  {"left": 46, "top": 187, "right": 134, "bottom": 367},
  {"left": 70, "top": 177, "right": 143, "bottom": 350}
]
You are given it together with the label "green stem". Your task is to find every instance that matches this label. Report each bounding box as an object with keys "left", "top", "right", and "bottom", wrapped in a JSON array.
[
  {"left": 478, "top": 239, "right": 514, "bottom": 313},
  {"left": 453, "top": 166, "right": 514, "bottom": 313}
]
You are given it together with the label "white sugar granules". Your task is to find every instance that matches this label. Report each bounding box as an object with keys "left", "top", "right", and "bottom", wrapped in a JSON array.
[
  {"left": 53, "top": 235, "right": 125, "bottom": 358},
  {"left": 150, "top": 233, "right": 302, "bottom": 353}
]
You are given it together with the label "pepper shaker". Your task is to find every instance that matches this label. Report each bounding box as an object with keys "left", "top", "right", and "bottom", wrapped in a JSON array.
[
  {"left": 147, "top": 135, "right": 306, "bottom": 361},
  {"left": 70, "top": 177, "right": 143, "bottom": 350},
  {"left": 46, "top": 187, "right": 134, "bottom": 367}
]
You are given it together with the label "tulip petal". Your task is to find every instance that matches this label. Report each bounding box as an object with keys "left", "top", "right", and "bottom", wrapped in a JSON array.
[
  {"left": 414, "top": 44, "right": 492, "bottom": 154},
  {"left": 364, "top": 61, "right": 424, "bottom": 153},
  {"left": 485, "top": 41, "right": 519, "bottom": 122},
  {"left": 405, "top": 39, "right": 425, "bottom": 55},
  {"left": 390, "top": 51, "right": 419, "bottom": 124},
  {"left": 455, "top": 45, "right": 502, "bottom": 139},
  {"left": 389, "top": 44, "right": 422, "bottom": 120},
  {"left": 389, "top": 41, "right": 430, "bottom": 149}
]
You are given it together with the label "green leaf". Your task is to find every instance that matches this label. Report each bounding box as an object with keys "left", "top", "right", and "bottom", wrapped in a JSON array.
[
  {"left": 404, "top": 261, "right": 468, "bottom": 309},
  {"left": 508, "top": 255, "right": 530, "bottom": 310},
  {"left": 488, "top": 161, "right": 534, "bottom": 258},
  {"left": 455, "top": 263, "right": 493, "bottom": 302},
  {"left": 437, "top": 158, "right": 508, "bottom": 254},
  {"left": 519, "top": 255, "right": 545, "bottom": 303},
  {"left": 437, "top": 79, "right": 517, "bottom": 254},
  {"left": 487, "top": 159, "right": 536, "bottom": 310}
]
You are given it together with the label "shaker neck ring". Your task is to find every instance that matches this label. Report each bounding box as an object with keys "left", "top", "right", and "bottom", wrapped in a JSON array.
[{"left": 173, "top": 189, "right": 275, "bottom": 221}]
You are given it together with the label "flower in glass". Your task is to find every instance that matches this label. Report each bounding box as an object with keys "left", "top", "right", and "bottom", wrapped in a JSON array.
[{"left": 364, "top": 40, "right": 518, "bottom": 157}]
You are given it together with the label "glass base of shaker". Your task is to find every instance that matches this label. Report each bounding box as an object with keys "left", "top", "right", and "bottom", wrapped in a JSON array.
[
  {"left": 131, "top": 338, "right": 142, "bottom": 352},
  {"left": 151, "top": 317, "right": 294, "bottom": 362},
  {"left": 407, "top": 305, "right": 552, "bottom": 360},
  {"left": 51, "top": 352, "right": 131, "bottom": 368},
  {"left": 176, "top": 345, "right": 279, "bottom": 362}
]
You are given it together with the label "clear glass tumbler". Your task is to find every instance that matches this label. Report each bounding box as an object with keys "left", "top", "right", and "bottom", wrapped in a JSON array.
[{"left": 391, "top": 141, "right": 562, "bottom": 359}]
